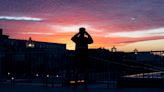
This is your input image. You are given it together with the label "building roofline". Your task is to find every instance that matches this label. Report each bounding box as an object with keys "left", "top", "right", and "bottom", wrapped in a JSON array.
[{"left": 9, "top": 38, "right": 66, "bottom": 45}]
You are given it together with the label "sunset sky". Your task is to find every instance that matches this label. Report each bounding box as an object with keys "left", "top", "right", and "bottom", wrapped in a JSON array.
[{"left": 0, "top": 0, "right": 164, "bottom": 51}]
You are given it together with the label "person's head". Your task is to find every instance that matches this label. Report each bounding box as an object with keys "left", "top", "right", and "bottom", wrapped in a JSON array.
[{"left": 79, "top": 27, "right": 86, "bottom": 35}]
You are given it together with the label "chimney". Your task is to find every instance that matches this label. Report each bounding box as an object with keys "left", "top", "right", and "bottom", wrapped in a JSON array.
[{"left": 0, "top": 28, "right": 2, "bottom": 35}]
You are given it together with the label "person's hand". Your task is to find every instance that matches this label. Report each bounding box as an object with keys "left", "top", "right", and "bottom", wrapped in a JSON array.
[{"left": 85, "top": 31, "right": 89, "bottom": 35}]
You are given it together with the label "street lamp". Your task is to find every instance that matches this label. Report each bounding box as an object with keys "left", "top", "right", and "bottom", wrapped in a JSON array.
[
  {"left": 162, "top": 52, "right": 164, "bottom": 57},
  {"left": 8, "top": 72, "right": 10, "bottom": 76},
  {"left": 111, "top": 46, "right": 117, "bottom": 52},
  {"left": 56, "top": 75, "right": 59, "bottom": 78},
  {"left": 134, "top": 48, "right": 138, "bottom": 55},
  {"left": 134, "top": 48, "right": 138, "bottom": 60},
  {"left": 26, "top": 37, "right": 35, "bottom": 82},
  {"left": 46, "top": 74, "right": 49, "bottom": 78},
  {"left": 161, "top": 52, "right": 164, "bottom": 65},
  {"left": 11, "top": 77, "right": 14, "bottom": 80},
  {"left": 11, "top": 77, "right": 15, "bottom": 87},
  {"left": 36, "top": 73, "right": 39, "bottom": 77},
  {"left": 26, "top": 37, "right": 35, "bottom": 48},
  {"left": 7, "top": 72, "right": 11, "bottom": 79}
]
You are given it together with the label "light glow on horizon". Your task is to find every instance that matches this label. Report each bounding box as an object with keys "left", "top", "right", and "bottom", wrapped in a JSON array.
[
  {"left": 107, "top": 28, "right": 164, "bottom": 38},
  {"left": 51, "top": 24, "right": 91, "bottom": 33},
  {"left": 21, "top": 32, "right": 55, "bottom": 35}
]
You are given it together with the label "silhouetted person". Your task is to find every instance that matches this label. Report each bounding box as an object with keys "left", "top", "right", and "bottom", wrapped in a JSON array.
[{"left": 71, "top": 27, "right": 93, "bottom": 89}]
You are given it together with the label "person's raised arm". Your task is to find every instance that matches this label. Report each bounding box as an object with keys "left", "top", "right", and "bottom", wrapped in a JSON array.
[
  {"left": 71, "top": 33, "right": 79, "bottom": 43},
  {"left": 85, "top": 32, "right": 93, "bottom": 44}
]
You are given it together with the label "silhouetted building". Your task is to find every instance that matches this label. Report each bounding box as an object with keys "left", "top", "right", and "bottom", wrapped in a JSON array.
[
  {"left": 0, "top": 28, "right": 9, "bottom": 39},
  {"left": 0, "top": 29, "right": 66, "bottom": 77}
]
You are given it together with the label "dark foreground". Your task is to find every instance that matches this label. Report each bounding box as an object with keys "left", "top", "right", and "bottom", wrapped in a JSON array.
[{"left": 0, "top": 84, "right": 164, "bottom": 92}]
